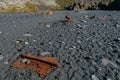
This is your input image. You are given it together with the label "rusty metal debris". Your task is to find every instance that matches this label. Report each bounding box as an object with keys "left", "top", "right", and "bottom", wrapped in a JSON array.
[
  {"left": 11, "top": 53, "right": 59, "bottom": 78},
  {"left": 40, "top": 12, "right": 45, "bottom": 15},
  {"left": 89, "top": 14, "right": 96, "bottom": 19},
  {"left": 47, "top": 11, "right": 53, "bottom": 15},
  {"left": 65, "top": 16, "right": 72, "bottom": 22}
]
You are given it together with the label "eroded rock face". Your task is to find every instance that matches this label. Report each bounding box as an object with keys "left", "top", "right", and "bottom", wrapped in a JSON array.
[
  {"left": 0, "top": 0, "right": 119, "bottom": 11},
  {"left": 66, "top": 0, "right": 120, "bottom": 10},
  {"left": 0, "top": 0, "right": 30, "bottom": 9},
  {"left": 0, "top": 0, "right": 59, "bottom": 12},
  {"left": 38, "top": 0, "right": 58, "bottom": 6}
]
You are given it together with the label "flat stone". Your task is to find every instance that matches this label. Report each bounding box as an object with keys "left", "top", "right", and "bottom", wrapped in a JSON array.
[
  {"left": 41, "top": 52, "right": 50, "bottom": 56},
  {"left": 0, "top": 55, "right": 4, "bottom": 60},
  {"left": 25, "top": 42, "right": 29, "bottom": 45},
  {"left": 23, "top": 34, "right": 32, "bottom": 37},
  {"left": 91, "top": 75, "right": 99, "bottom": 80},
  {"left": 4, "top": 62, "right": 9, "bottom": 64},
  {"left": 0, "top": 31, "right": 2, "bottom": 34},
  {"left": 46, "top": 25, "right": 50, "bottom": 27},
  {"left": 21, "top": 59, "right": 30, "bottom": 64},
  {"left": 81, "top": 20, "right": 87, "bottom": 23}
]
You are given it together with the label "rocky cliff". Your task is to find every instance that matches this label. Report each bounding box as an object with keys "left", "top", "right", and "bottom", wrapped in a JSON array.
[
  {"left": 0, "top": 0, "right": 120, "bottom": 12},
  {"left": 59, "top": 0, "right": 120, "bottom": 10},
  {"left": 0, "top": 0, "right": 58, "bottom": 12}
]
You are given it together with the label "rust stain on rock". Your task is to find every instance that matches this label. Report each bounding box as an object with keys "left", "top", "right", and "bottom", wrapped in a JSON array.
[{"left": 11, "top": 54, "right": 59, "bottom": 78}]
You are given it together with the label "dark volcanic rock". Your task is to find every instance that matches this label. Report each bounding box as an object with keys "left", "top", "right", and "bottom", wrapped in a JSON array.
[
  {"left": 67, "top": 0, "right": 120, "bottom": 10},
  {"left": 0, "top": 11, "right": 120, "bottom": 80}
]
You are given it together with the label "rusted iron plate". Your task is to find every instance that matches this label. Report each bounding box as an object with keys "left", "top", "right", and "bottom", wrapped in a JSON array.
[{"left": 11, "top": 54, "right": 59, "bottom": 78}]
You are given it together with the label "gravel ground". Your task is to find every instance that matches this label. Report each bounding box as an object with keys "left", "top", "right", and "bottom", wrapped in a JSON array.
[{"left": 0, "top": 11, "right": 120, "bottom": 80}]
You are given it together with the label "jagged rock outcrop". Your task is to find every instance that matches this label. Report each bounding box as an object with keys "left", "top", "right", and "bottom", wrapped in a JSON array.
[
  {"left": 66, "top": 0, "right": 120, "bottom": 10},
  {"left": 0, "top": 0, "right": 120, "bottom": 12},
  {"left": 0, "top": 0, "right": 59, "bottom": 12}
]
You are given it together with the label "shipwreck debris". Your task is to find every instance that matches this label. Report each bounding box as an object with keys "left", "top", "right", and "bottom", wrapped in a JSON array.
[
  {"left": 89, "top": 14, "right": 96, "bottom": 19},
  {"left": 65, "top": 16, "right": 73, "bottom": 22},
  {"left": 11, "top": 53, "right": 59, "bottom": 78},
  {"left": 0, "top": 54, "right": 4, "bottom": 60},
  {"left": 47, "top": 11, "right": 53, "bottom": 15}
]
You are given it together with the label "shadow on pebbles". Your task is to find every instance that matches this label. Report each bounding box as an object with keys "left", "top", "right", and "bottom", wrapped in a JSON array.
[{"left": 0, "top": 11, "right": 120, "bottom": 80}]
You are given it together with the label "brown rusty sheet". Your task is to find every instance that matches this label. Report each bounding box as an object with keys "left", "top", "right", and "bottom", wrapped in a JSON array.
[{"left": 11, "top": 54, "right": 59, "bottom": 78}]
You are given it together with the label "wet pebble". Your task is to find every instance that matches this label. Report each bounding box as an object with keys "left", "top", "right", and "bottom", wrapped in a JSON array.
[
  {"left": 49, "top": 42, "right": 52, "bottom": 44},
  {"left": 0, "top": 55, "right": 4, "bottom": 60},
  {"left": 23, "top": 33, "right": 32, "bottom": 37},
  {"left": 0, "top": 31, "right": 2, "bottom": 34},
  {"left": 4, "top": 62, "right": 9, "bottom": 64},
  {"left": 107, "top": 78, "right": 112, "bottom": 80},
  {"left": 77, "top": 40, "right": 81, "bottom": 43},
  {"left": 117, "top": 38, "right": 120, "bottom": 41},
  {"left": 25, "top": 42, "right": 29, "bottom": 45},
  {"left": 77, "top": 24, "right": 82, "bottom": 28},
  {"left": 41, "top": 52, "right": 50, "bottom": 56},
  {"left": 102, "top": 58, "right": 118, "bottom": 68},
  {"left": 13, "top": 25, "right": 17, "bottom": 27},
  {"left": 116, "top": 24, "right": 120, "bottom": 27},
  {"left": 13, "top": 21, "right": 15, "bottom": 23},
  {"left": 81, "top": 20, "right": 87, "bottom": 23},
  {"left": 33, "top": 40, "right": 36, "bottom": 42},
  {"left": 73, "top": 46, "right": 76, "bottom": 49},
  {"left": 91, "top": 75, "right": 99, "bottom": 80},
  {"left": 16, "top": 41, "right": 20, "bottom": 43},
  {"left": 21, "top": 59, "right": 30, "bottom": 64},
  {"left": 46, "top": 24, "right": 50, "bottom": 27}
]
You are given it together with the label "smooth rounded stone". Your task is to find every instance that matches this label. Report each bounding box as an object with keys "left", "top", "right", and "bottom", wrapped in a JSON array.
[
  {"left": 33, "top": 40, "right": 36, "bottom": 42},
  {"left": 41, "top": 52, "right": 50, "bottom": 56},
  {"left": 117, "top": 38, "right": 120, "bottom": 41},
  {"left": 81, "top": 20, "right": 87, "bottom": 23},
  {"left": 73, "top": 46, "right": 76, "bottom": 49},
  {"left": 77, "top": 40, "right": 81, "bottom": 43},
  {"left": 13, "top": 25, "right": 16, "bottom": 27},
  {"left": 0, "top": 31, "right": 2, "bottom": 34},
  {"left": 16, "top": 41, "right": 20, "bottom": 43},
  {"left": 116, "top": 24, "right": 120, "bottom": 27},
  {"left": 91, "top": 75, "right": 99, "bottom": 80},
  {"left": 101, "top": 58, "right": 118, "bottom": 68},
  {"left": 12, "top": 21, "right": 15, "bottom": 23},
  {"left": 107, "top": 78, "right": 112, "bottom": 80},
  {"left": 49, "top": 42, "right": 52, "bottom": 44},
  {"left": 4, "top": 62, "right": 9, "bottom": 64},
  {"left": 25, "top": 42, "right": 29, "bottom": 45},
  {"left": 23, "top": 33, "right": 32, "bottom": 37},
  {"left": 21, "top": 59, "right": 30, "bottom": 64},
  {"left": 77, "top": 24, "right": 82, "bottom": 28},
  {"left": 29, "top": 46, "right": 32, "bottom": 48},
  {"left": 46, "top": 24, "right": 50, "bottom": 27},
  {"left": 0, "top": 55, "right": 4, "bottom": 60}
]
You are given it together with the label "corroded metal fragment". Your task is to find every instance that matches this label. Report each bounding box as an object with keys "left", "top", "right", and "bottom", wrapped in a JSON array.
[
  {"left": 12, "top": 54, "right": 59, "bottom": 78},
  {"left": 65, "top": 16, "right": 73, "bottom": 22}
]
